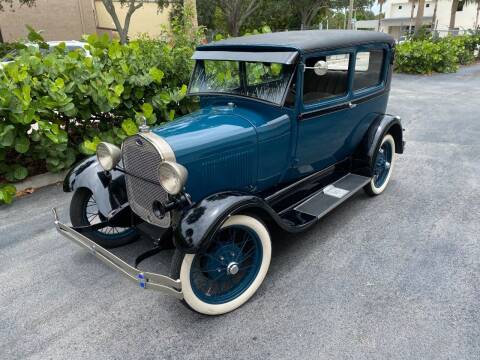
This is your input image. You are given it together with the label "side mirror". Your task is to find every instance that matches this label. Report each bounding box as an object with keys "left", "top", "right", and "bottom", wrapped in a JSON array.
[{"left": 313, "top": 60, "right": 328, "bottom": 76}]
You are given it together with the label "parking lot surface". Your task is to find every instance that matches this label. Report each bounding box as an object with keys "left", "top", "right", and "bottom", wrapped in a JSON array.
[{"left": 1, "top": 63, "right": 480, "bottom": 359}]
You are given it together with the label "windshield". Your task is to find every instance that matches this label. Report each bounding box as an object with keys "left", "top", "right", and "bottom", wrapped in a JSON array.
[{"left": 189, "top": 60, "right": 294, "bottom": 105}]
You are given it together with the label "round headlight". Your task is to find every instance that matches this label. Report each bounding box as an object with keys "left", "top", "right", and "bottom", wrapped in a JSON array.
[
  {"left": 96, "top": 142, "right": 121, "bottom": 171},
  {"left": 158, "top": 161, "right": 188, "bottom": 195}
]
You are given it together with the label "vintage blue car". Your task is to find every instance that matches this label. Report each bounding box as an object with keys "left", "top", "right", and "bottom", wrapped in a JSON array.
[{"left": 54, "top": 30, "right": 404, "bottom": 315}]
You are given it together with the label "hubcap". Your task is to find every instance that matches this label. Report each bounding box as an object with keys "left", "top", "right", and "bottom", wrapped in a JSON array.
[{"left": 227, "top": 262, "right": 240, "bottom": 275}]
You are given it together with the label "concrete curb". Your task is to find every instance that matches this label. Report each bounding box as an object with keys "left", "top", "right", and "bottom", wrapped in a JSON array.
[{"left": 15, "top": 171, "right": 67, "bottom": 192}]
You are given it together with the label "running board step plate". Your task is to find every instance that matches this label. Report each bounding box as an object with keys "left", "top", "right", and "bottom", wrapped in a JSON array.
[{"left": 294, "top": 173, "right": 371, "bottom": 219}]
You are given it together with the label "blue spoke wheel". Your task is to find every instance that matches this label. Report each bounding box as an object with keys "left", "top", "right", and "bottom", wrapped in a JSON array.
[
  {"left": 70, "top": 188, "right": 138, "bottom": 248},
  {"left": 364, "top": 134, "right": 396, "bottom": 196},
  {"left": 174, "top": 215, "right": 272, "bottom": 315}
]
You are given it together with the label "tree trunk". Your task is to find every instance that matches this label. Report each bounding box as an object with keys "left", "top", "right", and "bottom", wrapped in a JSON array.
[
  {"left": 408, "top": 1, "right": 416, "bottom": 36},
  {"left": 378, "top": 2, "right": 383, "bottom": 31},
  {"left": 449, "top": 0, "right": 459, "bottom": 31},
  {"left": 101, "top": 0, "right": 143, "bottom": 44},
  {"left": 184, "top": 0, "right": 198, "bottom": 27},
  {"left": 474, "top": 1, "right": 480, "bottom": 30},
  {"left": 414, "top": 0, "right": 425, "bottom": 37},
  {"left": 347, "top": 0, "right": 354, "bottom": 29},
  {"left": 432, "top": 0, "right": 438, "bottom": 31}
]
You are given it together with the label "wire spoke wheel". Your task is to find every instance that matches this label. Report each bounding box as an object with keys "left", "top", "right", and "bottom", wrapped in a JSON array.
[
  {"left": 364, "top": 134, "right": 396, "bottom": 196},
  {"left": 174, "top": 215, "right": 272, "bottom": 315},
  {"left": 84, "top": 194, "right": 132, "bottom": 238},
  {"left": 70, "top": 188, "right": 138, "bottom": 248},
  {"left": 190, "top": 225, "right": 263, "bottom": 304}
]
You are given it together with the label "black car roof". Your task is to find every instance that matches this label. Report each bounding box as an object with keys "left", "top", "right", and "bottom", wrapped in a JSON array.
[{"left": 197, "top": 30, "right": 395, "bottom": 53}]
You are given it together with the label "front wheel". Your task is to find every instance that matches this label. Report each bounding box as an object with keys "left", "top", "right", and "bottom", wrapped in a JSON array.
[
  {"left": 171, "top": 215, "right": 272, "bottom": 315},
  {"left": 364, "top": 133, "right": 396, "bottom": 196},
  {"left": 70, "top": 188, "right": 139, "bottom": 248}
]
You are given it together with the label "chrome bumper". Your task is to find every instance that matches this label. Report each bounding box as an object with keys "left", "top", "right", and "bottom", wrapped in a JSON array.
[{"left": 52, "top": 208, "right": 183, "bottom": 299}]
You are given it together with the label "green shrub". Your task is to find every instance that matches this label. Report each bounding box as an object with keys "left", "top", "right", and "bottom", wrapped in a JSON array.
[
  {"left": 395, "top": 39, "right": 458, "bottom": 74},
  {"left": 395, "top": 34, "right": 480, "bottom": 74},
  {"left": 0, "top": 20, "right": 203, "bottom": 204}
]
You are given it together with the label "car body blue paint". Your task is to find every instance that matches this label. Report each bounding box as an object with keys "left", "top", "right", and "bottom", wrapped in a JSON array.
[
  {"left": 150, "top": 43, "right": 394, "bottom": 204},
  {"left": 65, "top": 35, "right": 402, "bottom": 238}
]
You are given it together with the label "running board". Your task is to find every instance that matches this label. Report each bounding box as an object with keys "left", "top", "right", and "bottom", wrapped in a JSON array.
[{"left": 294, "top": 173, "right": 371, "bottom": 219}]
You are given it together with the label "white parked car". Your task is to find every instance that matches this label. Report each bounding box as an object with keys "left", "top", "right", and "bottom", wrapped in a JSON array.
[{"left": 0, "top": 40, "right": 90, "bottom": 68}]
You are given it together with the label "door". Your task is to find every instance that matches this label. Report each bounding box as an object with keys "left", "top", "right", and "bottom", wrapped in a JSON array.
[
  {"left": 295, "top": 47, "right": 388, "bottom": 175},
  {"left": 295, "top": 50, "right": 355, "bottom": 175}
]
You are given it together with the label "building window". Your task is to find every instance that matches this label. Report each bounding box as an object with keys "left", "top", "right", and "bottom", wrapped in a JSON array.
[
  {"left": 353, "top": 50, "right": 385, "bottom": 91},
  {"left": 303, "top": 54, "right": 350, "bottom": 104},
  {"left": 398, "top": 5, "right": 403, "bottom": 9},
  {"left": 457, "top": 0, "right": 465, "bottom": 11}
]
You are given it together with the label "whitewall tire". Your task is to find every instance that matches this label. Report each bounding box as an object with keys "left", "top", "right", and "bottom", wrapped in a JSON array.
[
  {"left": 174, "top": 215, "right": 272, "bottom": 315},
  {"left": 364, "top": 134, "right": 396, "bottom": 196}
]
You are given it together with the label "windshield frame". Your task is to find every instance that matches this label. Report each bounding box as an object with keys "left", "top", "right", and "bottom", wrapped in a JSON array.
[{"left": 187, "top": 59, "right": 297, "bottom": 108}]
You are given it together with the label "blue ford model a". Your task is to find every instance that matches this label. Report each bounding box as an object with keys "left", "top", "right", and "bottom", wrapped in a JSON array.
[{"left": 53, "top": 30, "right": 404, "bottom": 315}]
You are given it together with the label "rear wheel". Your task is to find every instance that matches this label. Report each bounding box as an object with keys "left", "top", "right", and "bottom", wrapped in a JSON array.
[
  {"left": 70, "top": 188, "right": 138, "bottom": 248},
  {"left": 171, "top": 215, "right": 272, "bottom": 315},
  {"left": 364, "top": 134, "right": 396, "bottom": 196}
]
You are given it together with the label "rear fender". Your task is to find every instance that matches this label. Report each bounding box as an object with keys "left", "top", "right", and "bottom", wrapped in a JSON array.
[
  {"left": 354, "top": 114, "right": 404, "bottom": 176},
  {"left": 63, "top": 156, "right": 127, "bottom": 217}
]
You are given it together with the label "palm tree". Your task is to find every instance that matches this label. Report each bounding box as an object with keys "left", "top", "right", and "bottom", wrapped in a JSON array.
[
  {"left": 378, "top": 0, "right": 386, "bottom": 31},
  {"left": 432, "top": 0, "right": 439, "bottom": 31},
  {"left": 414, "top": 0, "right": 426, "bottom": 37},
  {"left": 449, "top": 0, "right": 460, "bottom": 30},
  {"left": 408, "top": 0, "right": 417, "bottom": 36},
  {"left": 473, "top": 0, "right": 480, "bottom": 30}
]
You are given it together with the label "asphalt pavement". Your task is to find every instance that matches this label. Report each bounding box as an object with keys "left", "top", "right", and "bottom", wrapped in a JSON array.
[{"left": 1, "top": 63, "right": 480, "bottom": 360}]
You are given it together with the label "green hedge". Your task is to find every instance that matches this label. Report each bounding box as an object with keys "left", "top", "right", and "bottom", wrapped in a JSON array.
[
  {"left": 395, "top": 34, "right": 480, "bottom": 74},
  {"left": 0, "top": 20, "right": 203, "bottom": 204}
]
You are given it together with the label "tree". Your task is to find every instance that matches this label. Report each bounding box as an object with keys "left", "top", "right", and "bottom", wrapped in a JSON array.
[
  {"left": 216, "top": 0, "right": 262, "bottom": 36},
  {"left": 100, "top": 0, "right": 172, "bottom": 44},
  {"left": 0, "top": 0, "right": 35, "bottom": 11},
  {"left": 448, "top": 0, "right": 460, "bottom": 30},
  {"left": 292, "top": 0, "right": 329, "bottom": 29},
  {"left": 377, "top": 0, "right": 386, "bottom": 31},
  {"left": 413, "top": 0, "right": 425, "bottom": 37},
  {"left": 431, "top": 0, "right": 439, "bottom": 31},
  {"left": 408, "top": 0, "right": 417, "bottom": 35},
  {"left": 475, "top": 0, "right": 480, "bottom": 30}
]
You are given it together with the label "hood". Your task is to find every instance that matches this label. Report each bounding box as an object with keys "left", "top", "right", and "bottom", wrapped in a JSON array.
[{"left": 151, "top": 105, "right": 259, "bottom": 201}]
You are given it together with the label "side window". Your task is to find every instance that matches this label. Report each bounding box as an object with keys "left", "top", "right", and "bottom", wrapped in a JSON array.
[
  {"left": 353, "top": 50, "right": 385, "bottom": 91},
  {"left": 303, "top": 53, "right": 350, "bottom": 105}
]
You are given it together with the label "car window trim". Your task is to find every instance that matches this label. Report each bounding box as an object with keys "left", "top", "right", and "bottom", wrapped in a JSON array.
[{"left": 300, "top": 48, "right": 355, "bottom": 112}]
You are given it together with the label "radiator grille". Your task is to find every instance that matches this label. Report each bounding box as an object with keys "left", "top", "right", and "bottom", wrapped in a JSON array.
[{"left": 122, "top": 135, "right": 170, "bottom": 228}]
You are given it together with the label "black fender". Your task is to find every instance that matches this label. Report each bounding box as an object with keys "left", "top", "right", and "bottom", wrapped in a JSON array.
[
  {"left": 174, "top": 192, "right": 304, "bottom": 254},
  {"left": 63, "top": 156, "right": 128, "bottom": 217},
  {"left": 354, "top": 114, "right": 404, "bottom": 176}
]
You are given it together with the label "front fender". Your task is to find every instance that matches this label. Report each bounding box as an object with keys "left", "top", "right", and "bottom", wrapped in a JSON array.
[
  {"left": 175, "top": 192, "right": 290, "bottom": 253},
  {"left": 63, "top": 156, "right": 127, "bottom": 216}
]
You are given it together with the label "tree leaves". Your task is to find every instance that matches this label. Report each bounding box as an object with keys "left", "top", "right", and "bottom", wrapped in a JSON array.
[
  {"left": 0, "top": 21, "right": 201, "bottom": 204},
  {"left": 149, "top": 67, "right": 164, "bottom": 83},
  {"left": 121, "top": 118, "right": 138, "bottom": 136},
  {"left": 0, "top": 184, "right": 16, "bottom": 205},
  {"left": 14, "top": 136, "right": 30, "bottom": 154}
]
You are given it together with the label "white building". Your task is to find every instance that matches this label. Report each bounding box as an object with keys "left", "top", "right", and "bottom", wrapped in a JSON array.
[{"left": 356, "top": 0, "right": 479, "bottom": 40}]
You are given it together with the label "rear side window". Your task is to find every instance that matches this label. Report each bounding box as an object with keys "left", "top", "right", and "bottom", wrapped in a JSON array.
[
  {"left": 303, "top": 53, "right": 350, "bottom": 105},
  {"left": 353, "top": 50, "right": 385, "bottom": 91}
]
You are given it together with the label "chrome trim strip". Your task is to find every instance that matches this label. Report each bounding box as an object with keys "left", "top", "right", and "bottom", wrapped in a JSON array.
[
  {"left": 139, "top": 132, "right": 175, "bottom": 162},
  {"left": 52, "top": 208, "right": 183, "bottom": 299}
]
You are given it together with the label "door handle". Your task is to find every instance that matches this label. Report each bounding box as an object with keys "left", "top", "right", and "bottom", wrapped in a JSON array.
[{"left": 348, "top": 102, "right": 357, "bottom": 109}]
